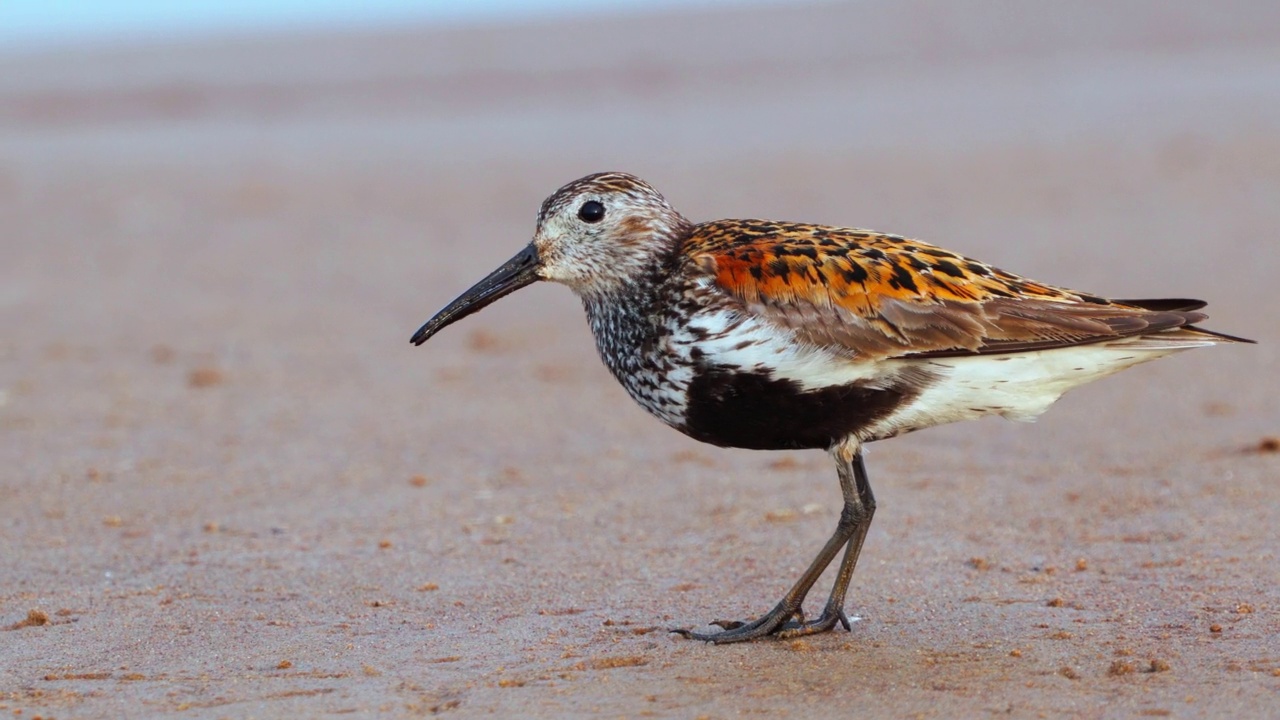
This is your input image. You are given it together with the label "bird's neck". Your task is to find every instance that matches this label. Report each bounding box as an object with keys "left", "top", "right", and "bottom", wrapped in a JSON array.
[{"left": 579, "top": 243, "right": 682, "bottom": 375}]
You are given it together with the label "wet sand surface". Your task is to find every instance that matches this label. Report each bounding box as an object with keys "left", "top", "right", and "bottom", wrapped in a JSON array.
[{"left": 2, "top": 2, "right": 1279, "bottom": 717}]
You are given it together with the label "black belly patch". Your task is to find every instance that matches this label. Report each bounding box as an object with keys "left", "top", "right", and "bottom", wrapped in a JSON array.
[{"left": 681, "top": 367, "right": 930, "bottom": 451}]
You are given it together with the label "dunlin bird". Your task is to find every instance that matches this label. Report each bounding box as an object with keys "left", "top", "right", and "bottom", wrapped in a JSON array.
[{"left": 411, "top": 172, "right": 1249, "bottom": 643}]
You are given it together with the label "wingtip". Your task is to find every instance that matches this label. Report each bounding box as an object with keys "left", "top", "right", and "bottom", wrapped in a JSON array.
[{"left": 1190, "top": 327, "right": 1256, "bottom": 344}]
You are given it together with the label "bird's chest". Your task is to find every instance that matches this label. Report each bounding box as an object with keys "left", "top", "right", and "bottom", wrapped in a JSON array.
[
  {"left": 584, "top": 281, "right": 763, "bottom": 423},
  {"left": 585, "top": 291, "right": 714, "bottom": 429},
  {"left": 587, "top": 290, "right": 914, "bottom": 450}
]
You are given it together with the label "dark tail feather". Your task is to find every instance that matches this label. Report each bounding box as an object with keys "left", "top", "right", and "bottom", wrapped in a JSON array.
[
  {"left": 1114, "top": 298, "right": 1208, "bottom": 312},
  {"left": 1114, "top": 298, "right": 1253, "bottom": 343}
]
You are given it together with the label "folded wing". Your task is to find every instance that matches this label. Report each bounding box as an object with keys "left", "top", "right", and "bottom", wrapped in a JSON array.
[{"left": 687, "top": 220, "right": 1232, "bottom": 360}]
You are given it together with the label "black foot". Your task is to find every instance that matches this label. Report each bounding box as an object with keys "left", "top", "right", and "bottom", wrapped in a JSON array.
[
  {"left": 775, "top": 606, "right": 852, "bottom": 639},
  {"left": 671, "top": 604, "right": 854, "bottom": 643},
  {"left": 671, "top": 603, "right": 809, "bottom": 644}
]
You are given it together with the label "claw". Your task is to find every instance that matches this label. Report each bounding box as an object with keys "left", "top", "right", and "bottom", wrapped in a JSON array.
[{"left": 836, "top": 608, "right": 852, "bottom": 631}]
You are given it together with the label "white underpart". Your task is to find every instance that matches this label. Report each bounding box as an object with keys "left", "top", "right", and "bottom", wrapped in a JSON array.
[
  {"left": 688, "top": 310, "right": 882, "bottom": 384},
  {"left": 864, "top": 335, "right": 1217, "bottom": 440}
]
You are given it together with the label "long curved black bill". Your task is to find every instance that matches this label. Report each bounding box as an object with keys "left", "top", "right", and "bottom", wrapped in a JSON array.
[{"left": 411, "top": 244, "right": 541, "bottom": 346}]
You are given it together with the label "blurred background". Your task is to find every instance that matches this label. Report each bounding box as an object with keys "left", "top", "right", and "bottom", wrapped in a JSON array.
[{"left": 2, "top": 1, "right": 1278, "bottom": 716}]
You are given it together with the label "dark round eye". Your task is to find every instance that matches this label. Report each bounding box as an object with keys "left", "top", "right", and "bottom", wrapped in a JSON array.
[{"left": 577, "top": 200, "right": 605, "bottom": 223}]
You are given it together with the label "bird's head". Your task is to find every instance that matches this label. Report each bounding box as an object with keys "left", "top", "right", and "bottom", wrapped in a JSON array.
[{"left": 411, "top": 172, "right": 689, "bottom": 346}]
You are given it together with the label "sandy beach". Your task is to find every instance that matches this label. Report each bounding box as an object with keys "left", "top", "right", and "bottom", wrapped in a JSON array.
[{"left": 2, "top": 1, "right": 1279, "bottom": 717}]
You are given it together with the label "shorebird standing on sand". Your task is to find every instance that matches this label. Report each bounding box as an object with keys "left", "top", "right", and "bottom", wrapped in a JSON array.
[{"left": 411, "top": 172, "right": 1250, "bottom": 644}]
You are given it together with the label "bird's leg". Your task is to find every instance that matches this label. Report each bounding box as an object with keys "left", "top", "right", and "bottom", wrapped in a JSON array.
[
  {"left": 672, "top": 441, "right": 867, "bottom": 643},
  {"left": 776, "top": 448, "right": 875, "bottom": 638}
]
